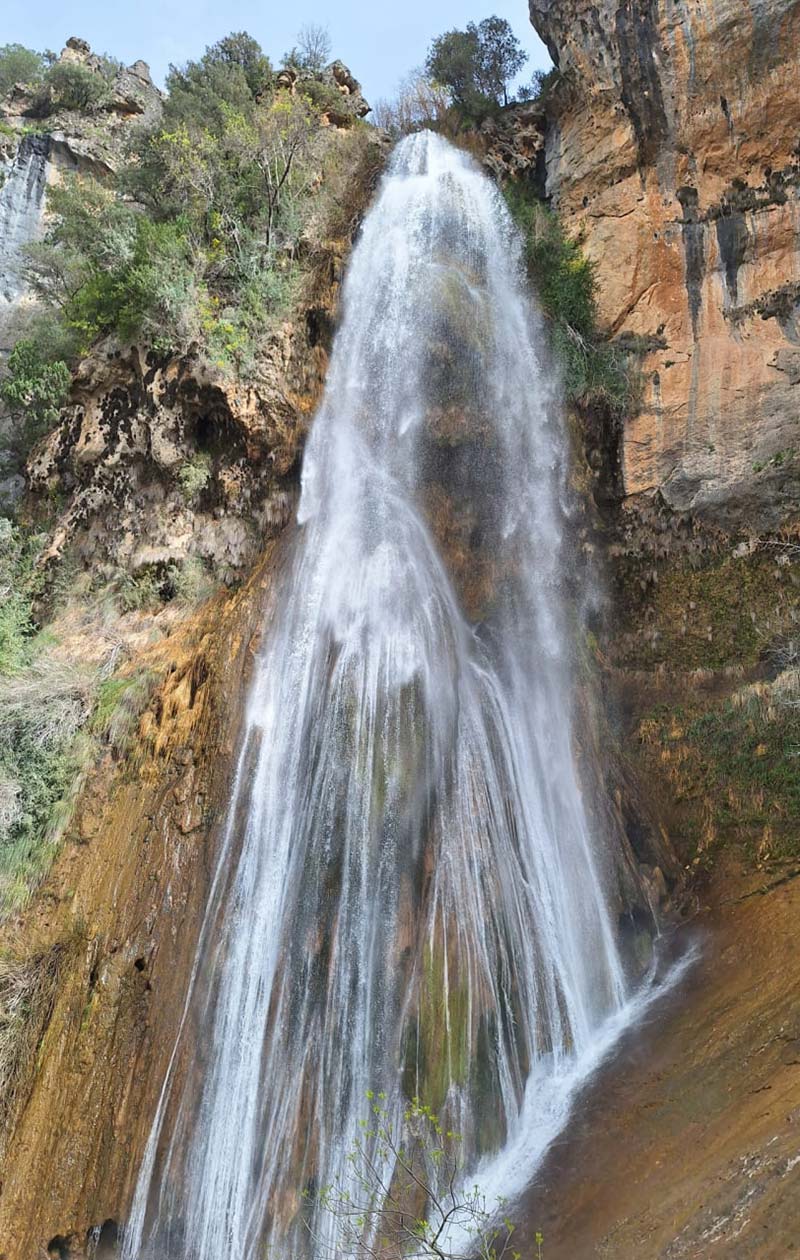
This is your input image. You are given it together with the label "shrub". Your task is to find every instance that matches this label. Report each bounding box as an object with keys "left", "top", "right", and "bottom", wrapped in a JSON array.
[
  {"left": 43, "top": 60, "right": 109, "bottom": 111},
  {"left": 91, "top": 670, "right": 156, "bottom": 755},
  {"left": 0, "top": 652, "right": 95, "bottom": 912},
  {"left": 517, "top": 66, "right": 560, "bottom": 103},
  {"left": 503, "top": 184, "right": 637, "bottom": 415},
  {"left": 0, "top": 43, "right": 48, "bottom": 96},
  {"left": 24, "top": 178, "right": 199, "bottom": 351},
  {"left": 0, "top": 520, "right": 43, "bottom": 675},
  {"left": 177, "top": 451, "right": 212, "bottom": 502},
  {"left": 0, "top": 339, "right": 71, "bottom": 453}
]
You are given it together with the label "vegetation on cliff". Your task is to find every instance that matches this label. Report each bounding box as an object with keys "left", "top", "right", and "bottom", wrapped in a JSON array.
[
  {"left": 9, "top": 31, "right": 374, "bottom": 393},
  {"left": 502, "top": 183, "right": 638, "bottom": 416},
  {"left": 0, "top": 29, "right": 383, "bottom": 919}
]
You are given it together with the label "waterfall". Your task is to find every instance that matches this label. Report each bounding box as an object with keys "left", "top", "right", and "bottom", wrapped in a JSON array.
[
  {"left": 0, "top": 134, "right": 50, "bottom": 312},
  {"left": 123, "top": 131, "right": 638, "bottom": 1260}
]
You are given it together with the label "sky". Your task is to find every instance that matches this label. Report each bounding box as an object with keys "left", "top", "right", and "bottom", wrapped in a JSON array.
[{"left": 3, "top": 0, "right": 551, "bottom": 106}]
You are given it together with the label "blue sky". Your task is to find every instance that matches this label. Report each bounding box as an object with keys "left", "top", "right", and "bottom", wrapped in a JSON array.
[{"left": 3, "top": 0, "right": 550, "bottom": 106}]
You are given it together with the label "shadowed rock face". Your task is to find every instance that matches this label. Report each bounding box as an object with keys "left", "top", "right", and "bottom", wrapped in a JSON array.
[{"left": 530, "top": 0, "right": 800, "bottom": 528}]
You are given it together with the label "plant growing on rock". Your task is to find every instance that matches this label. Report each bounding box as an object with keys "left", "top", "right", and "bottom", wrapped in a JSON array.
[
  {"left": 426, "top": 17, "right": 528, "bottom": 122},
  {"left": 18, "top": 30, "right": 360, "bottom": 376},
  {"left": 312, "top": 1094, "right": 533, "bottom": 1260},
  {"left": 503, "top": 184, "right": 638, "bottom": 416},
  {"left": 0, "top": 339, "right": 71, "bottom": 455},
  {"left": 0, "top": 43, "right": 50, "bottom": 96},
  {"left": 177, "top": 451, "right": 213, "bottom": 503},
  {"left": 39, "top": 59, "right": 110, "bottom": 112}
]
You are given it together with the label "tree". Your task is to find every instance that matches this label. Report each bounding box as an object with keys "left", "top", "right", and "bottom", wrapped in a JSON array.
[
  {"left": 473, "top": 17, "right": 527, "bottom": 106},
  {"left": 296, "top": 24, "right": 332, "bottom": 75},
  {"left": 0, "top": 44, "right": 47, "bottom": 96},
  {"left": 426, "top": 16, "right": 527, "bottom": 119},
  {"left": 312, "top": 1096, "right": 541, "bottom": 1260},
  {"left": 202, "top": 32, "right": 272, "bottom": 97},
  {"left": 372, "top": 72, "right": 450, "bottom": 136}
]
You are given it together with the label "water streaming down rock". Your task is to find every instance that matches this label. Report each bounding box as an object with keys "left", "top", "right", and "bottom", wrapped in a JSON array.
[
  {"left": 123, "top": 131, "right": 633, "bottom": 1259},
  {"left": 0, "top": 135, "right": 50, "bottom": 312}
]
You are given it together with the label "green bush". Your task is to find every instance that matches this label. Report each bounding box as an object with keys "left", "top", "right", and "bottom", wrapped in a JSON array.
[
  {"left": 0, "top": 569, "right": 96, "bottom": 911},
  {"left": 0, "top": 520, "right": 43, "bottom": 675},
  {"left": 0, "top": 339, "right": 71, "bottom": 454},
  {"left": 504, "top": 184, "right": 637, "bottom": 415},
  {"left": 90, "top": 670, "right": 156, "bottom": 755},
  {"left": 0, "top": 44, "right": 48, "bottom": 96},
  {"left": 177, "top": 451, "right": 212, "bottom": 502},
  {"left": 25, "top": 178, "right": 199, "bottom": 351},
  {"left": 42, "top": 60, "right": 109, "bottom": 111}
]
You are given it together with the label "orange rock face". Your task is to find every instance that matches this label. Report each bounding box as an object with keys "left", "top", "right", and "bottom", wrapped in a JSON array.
[{"left": 531, "top": 0, "right": 800, "bottom": 526}]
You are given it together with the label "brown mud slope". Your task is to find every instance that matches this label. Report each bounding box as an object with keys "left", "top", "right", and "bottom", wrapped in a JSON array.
[{"left": 521, "top": 861, "right": 800, "bottom": 1258}]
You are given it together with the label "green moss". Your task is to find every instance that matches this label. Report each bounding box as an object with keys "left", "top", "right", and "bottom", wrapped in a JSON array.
[
  {"left": 616, "top": 549, "right": 799, "bottom": 672},
  {"left": 651, "top": 692, "right": 800, "bottom": 865},
  {"left": 411, "top": 939, "right": 471, "bottom": 1114}
]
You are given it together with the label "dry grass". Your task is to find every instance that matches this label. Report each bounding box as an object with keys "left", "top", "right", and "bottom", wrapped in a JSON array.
[{"left": 0, "top": 941, "right": 70, "bottom": 1154}]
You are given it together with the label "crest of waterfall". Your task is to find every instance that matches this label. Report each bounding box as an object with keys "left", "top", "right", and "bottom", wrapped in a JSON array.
[{"left": 123, "top": 131, "right": 633, "bottom": 1260}]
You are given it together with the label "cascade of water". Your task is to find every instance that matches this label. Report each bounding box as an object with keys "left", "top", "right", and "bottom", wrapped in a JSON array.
[
  {"left": 0, "top": 135, "right": 50, "bottom": 310},
  {"left": 123, "top": 132, "right": 635, "bottom": 1260}
]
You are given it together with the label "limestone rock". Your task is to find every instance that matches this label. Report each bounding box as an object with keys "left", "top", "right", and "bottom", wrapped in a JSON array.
[
  {"left": 25, "top": 325, "right": 328, "bottom": 581},
  {"left": 529, "top": 0, "right": 800, "bottom": 528}
]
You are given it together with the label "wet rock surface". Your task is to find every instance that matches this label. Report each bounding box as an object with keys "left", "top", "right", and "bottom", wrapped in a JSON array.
[{"left": 520, "top": 860, "right": 800, "bottom": 1257}]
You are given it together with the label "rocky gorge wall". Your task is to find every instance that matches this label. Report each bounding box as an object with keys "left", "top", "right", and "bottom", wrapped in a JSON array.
[
  {"left": 0, "top": 9, "right": 798, "bottom": 1255},
  {"left": 530, "top": 0, "right": 800, "bottom": 527}
]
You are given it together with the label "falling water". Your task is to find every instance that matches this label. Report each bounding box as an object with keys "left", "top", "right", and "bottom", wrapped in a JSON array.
[
  {"left": 0, "top": 135, "right": 50, "bottom": 310},
  {"left": 123, "top": 132, "right": 639, "bottom": 1260}
]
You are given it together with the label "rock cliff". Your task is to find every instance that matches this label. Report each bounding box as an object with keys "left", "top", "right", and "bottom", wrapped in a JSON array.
[{"left": 530, "top": 0, "right": 800, "bottom": 526}]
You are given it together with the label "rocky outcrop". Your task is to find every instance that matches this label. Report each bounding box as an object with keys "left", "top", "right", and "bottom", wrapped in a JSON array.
[
  {"left": 276, "top": 59, "right": 370, "bottom": 126},
  {"left": 530, "top": 0, "right": 800, "bottom": 528},
  {"left": 26, "top": 316, "right": 330, "bottom": 582},
  {"left": 0, "top": 38, "right": 162, "bottom": 386}
]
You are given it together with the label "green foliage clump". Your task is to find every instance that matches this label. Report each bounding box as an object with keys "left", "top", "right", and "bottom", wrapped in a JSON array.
[
  {"left": 24, "top": 178, "right": 199, "bottom": 353},
  {"left": 109, "top": 556, "right": 213, "bottom": 613},
  {"left": 0, "top": 521, "right": 88, "bottom": 911},
  {"left": 517, "top": 66, "right": 560, "bottom": 104},
  {"left": 0, "top": 339, "right": 71, "bottom": 454},
  {"left": 90, "top": 669, "right": 156, "bottom": 756},
  {"left": 503, "top": 184, "right": 638, "bottom": 415},
  {"left": 177, "top": 451, "right": 213, "bottom": 502},
  {"left": 426, "top": 16, "right": 528, "bottom": 121},
  {"left": 17, "top": 30, "right": 348, "bottom": 376},
  {"left": 41, "top": 59, "right": 109, "bottom": 112},
  {"left": 0, "top": 519, "right": 43, "bottom": 674},
  {"left": 0, "top": 43, "right": 48, "bottom": 96}
]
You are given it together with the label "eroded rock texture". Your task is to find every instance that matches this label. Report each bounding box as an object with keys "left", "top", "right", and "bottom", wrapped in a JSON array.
[
  {"left": 531, "top": 0, "right": 800, "bottom": 526},
  {"left": 27, "top": 320, "right": 329, "bottom": 582}
]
